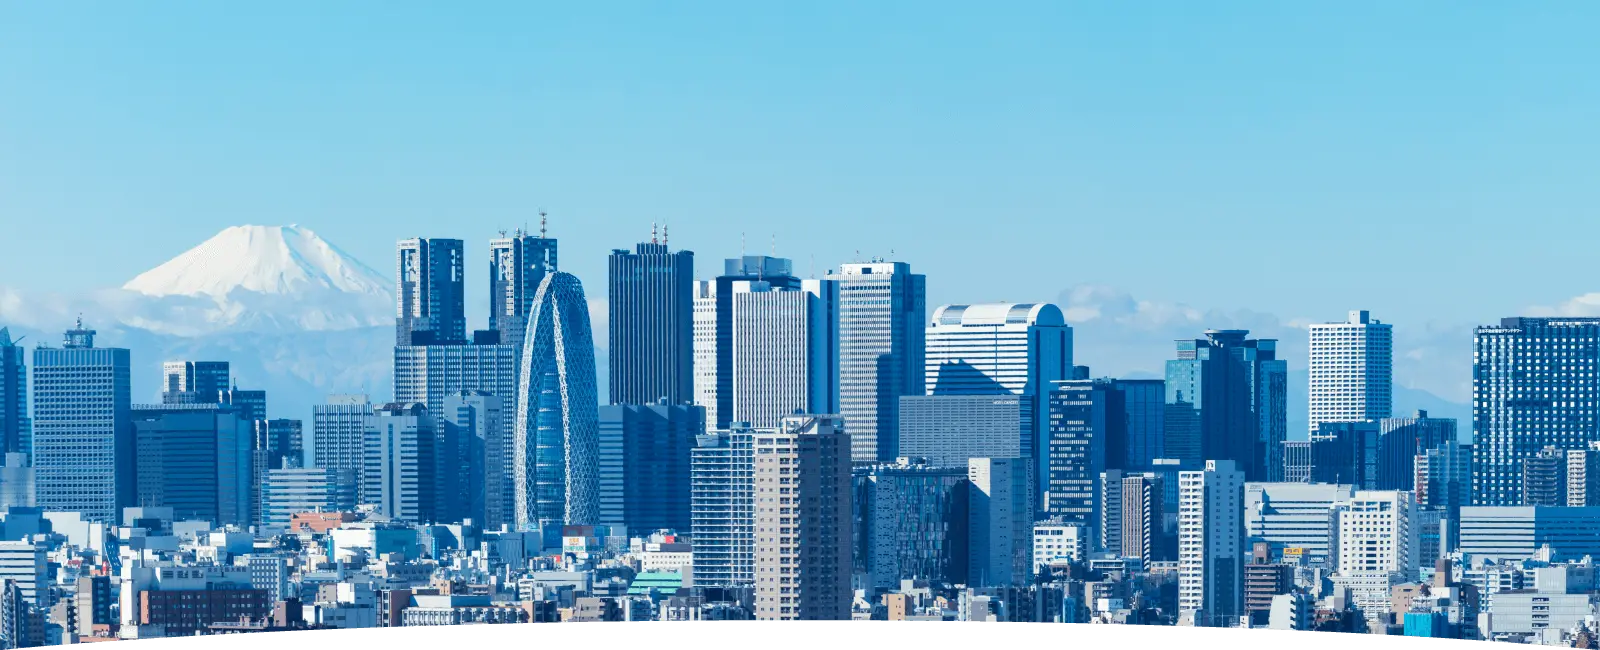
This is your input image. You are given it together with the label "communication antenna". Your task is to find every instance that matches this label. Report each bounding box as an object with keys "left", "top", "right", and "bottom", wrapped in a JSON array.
[
  {"left": 539, "top": 209, "right": 548, "bottom": 238},
  {"left": 652, "top": 222, "right": 659, "bottom": 245},
  {"left": 663, "top": 222, "right": 669, "bottom": 246},
  {"left": 740, "top": 232, "right": 746, "bottom": 257}
]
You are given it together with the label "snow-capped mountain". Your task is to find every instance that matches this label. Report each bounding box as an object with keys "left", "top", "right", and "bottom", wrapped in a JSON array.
[{"left": 112, "top": 224, "right": 393, "bottom": 335}]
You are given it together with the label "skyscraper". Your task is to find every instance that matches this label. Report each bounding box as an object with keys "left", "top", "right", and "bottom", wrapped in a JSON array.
[
  {"left": 514, "top": 272, "right": 600, "bottom": 527},
  {"left": 443, "top": 391, "right": 502, "bottom": 528},
  {"left": 160, "top": 361, "right": 230, "bottom": 404},
  {"left": 691, "top": 424, "right": 756, "bottom": 588},
  {"left": 1416, "top": 441, "right": 1472, "bottom": 514},
  {"left": 753, "top": 414, "right": 852, "bottom": 620},
  {"left": 311, "top": 394, "right": 374, "bottom": 496},
  {"left": 0, "top": 328, "right": 26, "bottom": 458},
  {"left": 596, "top": 402, "right": 703, "bottom": 534},
  {"left": 363, "top": 402, "right": 433, "bottom": 523},
  {"left": 608, "top": 235, "right": 694, "bottom": 406},
  {"left": 834, "top": 261, "right": 925, "bottom": 463},
  {"left": 32, "top": 319, "right": 132, "bottom": 523},
  {"left": 1046, "top": 379, "right": 1111, "bottom": 536},
  {"left": 898, "top": 395, "right": 1034, "bottom": 467},
  {"left": 1178, "top": 459, "right": 1245, "bottom": 627},
  {"left": 852, "top": 460, "right": 970, "bottom": 590},
  {"left": 488, "top": 226, "right": 558, "bottom": 351},
  {"left": 1309, "top": 421, "right": 1380, "bottom": 489},
  {"left": 1165, "top": 330, "right": 1287, "bottom": 482},
  {"left": 730, "top": 279, "right": 837, "bottom": 428},
  {"left": 1472, "top": 317, "right": 1600, "bottom": 506},
  {"left": 1114, "top": 378, "right": 1167, "bottom": 472},
  {"left": 251, "top": 419, "right": 304, "bottom": 528},
  {"left": 1377, "top": 410, "right": 1457, "bottom": 491},
  {"left": 695, "top": 256, "right": 803, "bottom": 429},
  {"left": 1567, "top": 442, "right": 1600, "bottom": 507},
  {"left": 132, "top": 403, "right": 253, "bottom": 526},
  {"left": 396, "top": 238, "right": 466, "bottom": 346},
  {"left": 1308, "top": 310, "right": 1393, "bottom": 435},
  {"left": 966, "top": 457, "right": 1031, "bottom": 588}
]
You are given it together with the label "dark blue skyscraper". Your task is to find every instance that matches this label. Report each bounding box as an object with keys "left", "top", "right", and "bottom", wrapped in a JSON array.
[
  {"left": 1472, "top": 317, "right": 1600, "bottom": 506},
  {"left": 489, "top": 225, "right": 558, "bottom": 349},
  {"left": 1164, "top": 330, "right": 1287, "bottom": 482},
  {"left": 609, "top": 234, "right": 694, "bottom": 405},
  {"left": 1309, "top": 421, "right": 1379, "bottom": 488},
  {"left": 597, "top": 401, "right": 704, "bottom": 533},
  {"left": 0, "top": 328, "right": 26, "bottom": 457},
  {"left": 1047, "top": 379, "right": 1111, "bottom": 539},
  {"left": 1112, "top": 378, "right": 1166, "bottom": 472},
  {"left": 397, "top": 238, "right": 466, "bottom": 346},
  {"left": 133, "top": 403, "right": 254, "bottom": 526}
]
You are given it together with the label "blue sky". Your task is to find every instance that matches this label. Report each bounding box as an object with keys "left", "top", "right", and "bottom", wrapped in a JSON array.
[{"left": 4, "top": 2, "right": 1600, "bottom": 329}]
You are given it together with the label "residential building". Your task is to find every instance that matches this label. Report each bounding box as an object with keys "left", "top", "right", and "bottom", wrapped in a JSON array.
[
  {"left": 597, "top": 402, "right": 704, "bottom": 534},
  {"left": 1165, "top": 331, "right": 1287, "bottom": 482},
  {"left": 1178, "top": 459, "right": 1245, "bottom": 627},
  {"left": 833, "top": 261, "right": 925, "bottom": 463},
  {"left": 1522, "top": 448, "right": 1568, "bottom": 507},
  {"left": 1567, "top": 442, "right": 1600, "bottom": 506},
  {"left": 31, "top": 319, "right": 132, "bottom": 522},
  {"left": 1472, "top": 317, "right": 1600, "bottom": 505},
  {"left": 691, "top": 425, "right": 756, "bottom": 588},
  {"left": 753, "top": 415, "right": 851, "bottom": 620},
  {"left": 1308, "top": 310, "right": 1392, "bottom": 434},
  {"left": 608, "top": 236, "right": 694, "bottom": 406},
  {"left": 396, "top": 238, "right": 466, "bottom": 346}
]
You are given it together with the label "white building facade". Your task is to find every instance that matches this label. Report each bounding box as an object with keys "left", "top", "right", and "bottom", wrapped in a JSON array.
[{"left": 1308, "top": 310, "right": 1393, "bottom": 435}]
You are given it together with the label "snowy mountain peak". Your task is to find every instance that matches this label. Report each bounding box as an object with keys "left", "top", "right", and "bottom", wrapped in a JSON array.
[{"left": 123, "top": 225, "right": 391, "bottom": 298}]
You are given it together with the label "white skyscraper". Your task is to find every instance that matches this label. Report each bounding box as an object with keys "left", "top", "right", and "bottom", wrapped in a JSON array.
[
  {"left": 730, "top": 279, "right": 838, "bottom": 429},
  {"left": 1332, "top": 490, "right": 1417, "bottom": 617},
  {"left": 692, "top": 280, "right": 719, "bottom": 428},
  {"left": 1178, "top": 459, "right": 1245, "bottom": 627},
  {"left": 1308, "top": 310, "right": 1392, "bottom": 435},
  {"left": 834, "top": 261, "right": 925, "bottom": 463}
]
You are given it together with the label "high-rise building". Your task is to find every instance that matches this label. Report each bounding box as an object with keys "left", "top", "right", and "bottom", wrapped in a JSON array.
[
  {"left": 133, "top": 403, "right": 254, "bottom": 526},
  {"left": 927, "top": 302, "right": 1071, "bottom": 492},
  {"left": 1472, "top": 317, "right": 1600, "bottom": 506},
  {"left": 0, "top": 543, "right": 46, "bottom": 609},
  {"left": 1567, "top": 442, "right": 1600, "bottom": 507},
  {"left": 1522, "top": 448, "right": 1568, "bottom": 507},
  {"left": 392, "top": 344, "right": 517, "bottom": 425},
  {"left": 442, "top": 391, "right": 502, "bottom": 528},
  {"left": 363, "top": 403, "right": 433, "bottom": 523},
  {"left": 833, "top": 261, "right": 925, "bottom": 463},
  {"left": 31, "top": 319, "right": 132, "bottom": 523},
  {"left": 1309, "top": 421, "right": 1380, "bottom": 489},
  {"left": 1165, "top": 330, "right": 1287, "bottom": 482},
  {"left": 898, "top": 395, "right": 1033, "bottom": 467},
  {"left": 1416, "top": 441, "right": 1473, "bottom": 514},
  {"left": 690, "top": 425, "right": 756, "bottom": 588},
  {"left": 396, "top": 238, "right": 466, "bottom": 346},
  {"left": 1114, "top": 379, "right": 1167, "bottom": 472},
  {"left": 1378, "top": 411, "right": 1457, "bottom": 491},
  {"left": 852, "top": 460, "right": 970, "bottom": 591},
  {"left": 1046, "top": 379, "right": 1110, "bottom": 536},
  {"left": 311, "top": 394, "right": 374, "bottom": 497},
  {"left": 0, "top": 329, "right": 26, "bottom": 459},
  {"left": 1115, "top": 472, "right": 1168, "bottom": 565},
  {"left": 753, "top": 415, "right": 852, "bottom": 620},
  {"left": 1281, "top": 441, "right": 1312, "bottom": 483},
  {"left": 160, "top": 361, "right": 230, "bottom": 404},
  {"left": 1308, "top": 310, "right": 1392, "bottom": 435},
  {"left": 514, "top": 272, "right": 599, "bottom": 527},
  {"left": 0, "top": 454, "right": 31, "bottom": 510},
  {"left": 966, "top": 457, "right": 1031, "bottom": 588},
  {"left": 250, "top": 418, "right": 304, "bottom": 527},
  {"left": 1244, "top": 482, "right": 1355, "bottom": 567},
  {"left": 1333, "top": 490, "right": 1417, "bottom": 616},
  {"left": 1457, "top": 506, "right": 1600, "bottom": 562},
  {"left": 219, "top": 387, "right": 267, "bottom": 422},
  {"left": 694, "top": 256, "right": 803, "bottom": 430},
  {"left": 1178, "top": 459, "right": 1245, "bottom": 627},
  {"left": 597, "top": 402, "right": 703, "bottom": 534},
  {"left": 729, "top": 279, "right": 838, "bottom": 428},
  {"left": 608, "top": 236, "right": 694, "bottom": 406},
  {"left": 261, "top": 467, "right": 357, "bottom": 528},
  {"left": 488, "top": 226, "right": 558, "bottom": 351}
]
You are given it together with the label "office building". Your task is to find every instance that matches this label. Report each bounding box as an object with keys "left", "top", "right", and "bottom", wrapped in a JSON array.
[
  {"left": 691, "top": 425, "right": 756, "bottom": 588},
  {"left": 1472, "top": 317, "right": 1600, "bottom": 505},
  {"left": 0, "top": 328, "right": 25, "bottom": 458},
  {"left": 0, "top": 455, "right": 30, "bottom": 510},
  {"left": 363, "top": 403, "right": 433, "bottom": 523},
  {"left": 442, "top": 391, "right": 501, "bottom": 528},
  {"left": 1165, "top": 330, "right": 1287, "bottom": 482},
  {"left": 1522, "top": 448, "right": 1568, "bottom": 507},
  {"left": 396, "top": 237, "right": 466, "bottom": 346},
  {"left": 1457, "top": 506, "right": 1600, "bottom": 562},
  {"left": 608, "top": 236, "right": 694, "bottom": 406},
  {"left": 597, "top": 402, "right": 703, "bottom": 534},
  {"left": 160, "top": 361, "right": 230, "bottom": 404},
  {"left": 1416, "top": 441, "right": 1473, "bottom": 514},
  {"left": 31, "top": 319, "right": 132, "bottom": 523},
  {"left": 852, "top": 460, "right": 970, "bottom": 590},
  {"left": 927, "top": 302, "right": 1071, "bottom": 495},
  {"left": 251, "top": 419, "right": 303, "bottom": 527},
  {"left": 392, "top": 344, "right": 517, "bottom": 429},
  {"left": 753, "top": 415, "right": 851, "bottom": 620},
  {"left": 1178, "top": 460, "right": 1245, "bottom": 627},
  {"left": 514, "top": 272, "right": 600, "bottom": 527},
  {"left": 1282, "top": 441, "right": 1312, "bottom": 483},
  {"left": 1244, "top": 482, "right": 1355, "bottom": 566},
  {"left": 1378, "top": 411, "right": 1457, "bottom": 490},
  {"left": 0, "top": 543, "right": 45, "bottom": 608},
  {"left": 133, "top": 403, "right": 254, "bottom": 526},
  {"left": 898, "top": 395, "right": 1033, "bottom": 467},
  {"left": 1114, "top": 379, "right": 1167, "bottom": 472},
  {"left": 966, "top": 457, "right": 1031, "bottom": 588},
  {"left": 1309, "top": 421, "right": 1380, "bottom": 488},
  {"left": 261, "top": 467, "right": 357, "bottom": 528},
  {"left": 729, "top": 279, "right": 838, "bottom": 428},
  {"left": 488, "top": 226, "right": 559, "bottom": 350},
  {"left": 695, "top": 256, "right": 803, "bottom": 430},
  {"left": 311, "top": 395, "right": 374, "bottom": 497},
  {"left": 1336, "top": 490, "right": 1417, "bottom": 581},
  {"left": 218, "top": 386, "right": 267, "bottom": 422},
  {"left": 834, "top": 261, "right": 925, "bottom": 463},
  {"left": 1032, "top": 520, "right": 1090, "bottom": 572},
  {"left": 1046, "top": 379, "right": 1110, "bottom": 535},
  {"left": 1567, "top": 442, "right": 1600, "bottom": 507},
  {"left": 1308, "top": 310, "right": 1392, "bottom": 435}
]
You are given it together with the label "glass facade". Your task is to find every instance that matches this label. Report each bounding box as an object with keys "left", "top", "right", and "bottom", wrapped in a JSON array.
[
  {"left": 608, "top": 241, "right": 694, "bottom": 406},
  {"left": 514, "top": 271, "right": 600, "bottom": 527},
  {"left": 1165, "top": 330, "right": 1287, "bottom": 482},
  {"left": 834, "top": 262, "right": 925, "bottom": 463},
  {"left": 396, "top": 238, "right": 467, "bottom": 346},
  {"left": 597, "top": 403, "right": 704, "bottom": 533},
  {"left": 851, "top": 461, "right": 969, "bottom": 590},
  {"left": 31, "top": 322, "right": 132, "bottom": 523}
]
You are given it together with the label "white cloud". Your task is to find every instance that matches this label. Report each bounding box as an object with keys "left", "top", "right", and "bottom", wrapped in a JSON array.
[{"left": 1527, "top": 292, "right": 1600, "bottom": 317}]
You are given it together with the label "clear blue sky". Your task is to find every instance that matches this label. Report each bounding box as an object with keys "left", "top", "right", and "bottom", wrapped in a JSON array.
[{"left": 4, "top": 2, "right": 1599, "bottom": 327}]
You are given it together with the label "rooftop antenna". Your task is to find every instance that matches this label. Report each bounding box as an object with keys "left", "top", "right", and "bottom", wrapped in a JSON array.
[
  {"left": 652, "top": 222, "right": 659, "bottom": 245},
  {"left": 663, "top": 222, "right": 669, "bottom": 246},
  {"left": 740, "top": 232, "right": 746, "bottom": 257},
  {"left": 770, "top": 233, "right": 776, "bottom": 258},
  {"left": 539, "top": 209, "right": 548, "bottom": 238}
]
